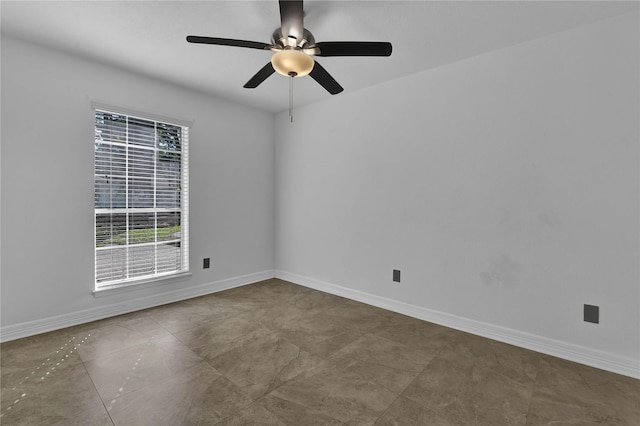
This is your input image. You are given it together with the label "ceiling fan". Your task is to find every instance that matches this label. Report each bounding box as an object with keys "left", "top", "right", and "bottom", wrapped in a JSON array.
[{"left": 186, "top": 0, "right": 392, "bottom": 96}]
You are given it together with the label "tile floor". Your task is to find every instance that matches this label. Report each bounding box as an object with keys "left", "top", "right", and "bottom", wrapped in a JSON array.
[{"left": 1, "top": 279, "right": 638, "bottom": 425}]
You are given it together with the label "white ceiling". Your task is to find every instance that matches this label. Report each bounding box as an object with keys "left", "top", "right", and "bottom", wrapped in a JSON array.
[{"left": 2, "top": 1, "right": 638, "bottom": 113}]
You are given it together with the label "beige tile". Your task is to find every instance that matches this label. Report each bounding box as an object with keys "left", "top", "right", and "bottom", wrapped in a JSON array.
[
  {"left": 1, "top": 361, "right": 112, "bottom": 426},
  {"left": 238, "top": 302, "right": 310, "bottom": 332},
  {"left": 258, "top": 279, "right": 315, "bottom": 301},
  {"left": 272, "top": 356, "right": 400, "bottom": 425},
  {"left": 217, "top": 394, "right": 345, "bottom": 425},
  {"left": 330, "top": 356, "right": 419, "bottom": 395},
  {"left": 526, "top": 390, "right": 634, "bottom": 425},
  {"left": 401, "top": 355, "right": 532, "bottom": 425},
  {"left": 374, "top": 396, "right": 441, "bottom": 426},
  {"left": 433, "top": 329, "right": 541, "bottom": 385},
  {"left": 332, "top": 333, "right": 436, "bottom": 373},
  {"left": 288, "top": 288, "right": 349, "bottom": 316},
  {"left": 0, "top": 330, "right": 85, "bottom": 371},
  {"left": 217, "top": 279, "right": 310, "bottom": 308},
  {"left": 278, "top": 313, "right": 364, "bottom": 358},
  {"left": 147, "top": 300, "right": 241, "bottom": 333},
  {"left": 311, "top": 300, "right": 396, "bottom": 334},
  {"left": 368, "top": 312, "right": 449, "bottom": 352},
  {"left": 208, "top": 332, "right": 324, "bottom": 399},
  {"left": 215, "top": 281, "right": 272, "bottom": 300},
  {"left": 74, "top": 323, "right": 175, "bottom": 362},
  {"left": 528, "top": 357, "right": 640, "bottom": 425},
  {"left": 1, "top": 331, "right": 91, "bottom": 423},
  {"left": 106, "top": 362, "right": 252, "bottom": 426},
  {"left": 206, "top": 287, "right": 267, "bottom": 312},
  {"left": 174, "top": 315, "right": 273, "bottom": 360},
  {"left": 84, "top": 336, "right": 204, "bottom": 401}
]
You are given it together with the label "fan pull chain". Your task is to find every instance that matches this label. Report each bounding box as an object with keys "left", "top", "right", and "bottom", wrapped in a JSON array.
[{"left": 289, "top": 74, "right": 294, "bottom": 123}]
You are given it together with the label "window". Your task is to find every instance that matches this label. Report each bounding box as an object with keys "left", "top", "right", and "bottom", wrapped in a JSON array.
[{"left": 94, "top": 108, "right": 189, "bottom": 289}]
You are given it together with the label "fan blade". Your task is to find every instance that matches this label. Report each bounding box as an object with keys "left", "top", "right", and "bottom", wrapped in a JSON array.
[
  {"left": 279, "top": 0, "right": 304, "bottom": 44},
  {"left": 309, "top": 61, "right": 343, "bottom": 95},
  {"left": 312, "top": 41, "right": 392, "bottom": 57},
  {"left": 243, "top": 62, "right": 276, "bottom": 88},
  {"left": 186, "top": 36, "right": 269, "bottom": 50}
]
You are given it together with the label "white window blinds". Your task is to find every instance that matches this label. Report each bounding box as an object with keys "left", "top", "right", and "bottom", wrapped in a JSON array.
[{"left": 94, "top": 109, "right": 189, "bottom": 288}]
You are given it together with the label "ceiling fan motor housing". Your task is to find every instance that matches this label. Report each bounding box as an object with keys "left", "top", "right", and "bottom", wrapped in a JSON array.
[{"left": 272, "top": 27, "right": 315, "bottom": 49}]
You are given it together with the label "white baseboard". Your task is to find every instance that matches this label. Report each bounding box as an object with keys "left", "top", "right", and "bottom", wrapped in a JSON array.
[
  {"left": 0, "top": 270, "right": 276, "bottom": 343},
  {"left": 276, "top": 270, "right": 640, "bottom": 379}
]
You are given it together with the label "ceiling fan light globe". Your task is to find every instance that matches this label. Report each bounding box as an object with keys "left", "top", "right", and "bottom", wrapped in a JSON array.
[{"left": 271, "top": 50, "right": 314, "bottom": 77}]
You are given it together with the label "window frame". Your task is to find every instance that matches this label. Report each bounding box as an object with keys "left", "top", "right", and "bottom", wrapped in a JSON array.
[{"left": 92, "top": 103, "right": 190, "bottom": 293}]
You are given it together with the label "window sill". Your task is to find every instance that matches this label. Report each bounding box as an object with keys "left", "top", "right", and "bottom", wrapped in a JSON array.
[{"left": 93, "top": 272, "right": 192, "bottom": 297}]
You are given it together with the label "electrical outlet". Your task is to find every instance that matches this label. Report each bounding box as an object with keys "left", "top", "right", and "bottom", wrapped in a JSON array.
[
  {"left": 584, "top": 304, "right": 599, "bottom": 324},
  {"left": 393, "top": 269, "right": 401, "bottom": 283},
  {"left": 203, "top": 258, "right": 210, "bottom": 269}
]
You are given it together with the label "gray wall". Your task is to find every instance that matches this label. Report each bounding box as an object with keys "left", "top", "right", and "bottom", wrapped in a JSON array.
[
  {"left": 1, "top": 36, "right": 275, "bottom": 327},
  {"left": 275, "top": 13, "right": 639, "bottom": 364}
]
